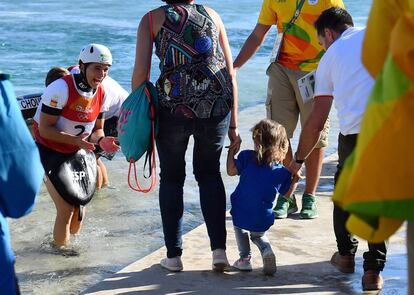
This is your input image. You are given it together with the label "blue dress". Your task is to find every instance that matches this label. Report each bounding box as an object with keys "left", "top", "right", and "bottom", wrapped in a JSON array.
[
  {"left": 0, "top": 73, "right": 43, "bottom": 294},
  {"left": 230, "top": 150, "right": 292, "bottom": 232}
]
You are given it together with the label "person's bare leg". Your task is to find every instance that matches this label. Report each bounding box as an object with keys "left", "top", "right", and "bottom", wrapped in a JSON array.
[
  {"left": 70, "top": 207, "right": 85, "bottom": 235},
  {"left": 282, "top": 143, "right": 297, "bottom": 197},
  {"left": 96, "top": 161, "right": 103, "bottom": 190},
  {"left": 304, "top": 147, "right": 324, "bottom": 195},
  {"left": 297, "top": 147, "right": 324, "bottom": 219},
  {"left": 97, "top": 158, "right": 109, "bottom": 187},
  {"left": 45, "top": 178, "right": 74, "bottom": 246}
]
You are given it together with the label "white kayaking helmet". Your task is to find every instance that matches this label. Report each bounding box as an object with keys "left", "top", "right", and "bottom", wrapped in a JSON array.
[{"left": 79, "top": 43, "right": 112, "bottom": 66}]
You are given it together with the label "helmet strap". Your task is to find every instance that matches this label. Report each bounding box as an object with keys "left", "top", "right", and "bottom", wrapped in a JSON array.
[{"left": 76, "top": 62, "right": 93, "bottom": 91}]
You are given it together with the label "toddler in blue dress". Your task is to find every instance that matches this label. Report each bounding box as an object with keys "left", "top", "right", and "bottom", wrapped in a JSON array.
[{"left": 227, "top": 119, "right": 292, "bottom": 275}]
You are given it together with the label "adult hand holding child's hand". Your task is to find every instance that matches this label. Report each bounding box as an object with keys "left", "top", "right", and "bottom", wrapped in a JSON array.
[
  {"left": 287, "top": 160, "right": 303, "bottom": 184},
  {"left": 227, "top": 127, "right": 242, "bottom": 153}
]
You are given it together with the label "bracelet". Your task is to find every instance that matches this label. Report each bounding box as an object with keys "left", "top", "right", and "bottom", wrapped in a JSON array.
[
  {"left": 294, "top": 152, "right": 305, "bottom": 164},
  {"left": 97, "top": 136, "right": 105, "bottom": 145},
  {"left": 229, "top": 126, "right": 238, "bottom": 129}
]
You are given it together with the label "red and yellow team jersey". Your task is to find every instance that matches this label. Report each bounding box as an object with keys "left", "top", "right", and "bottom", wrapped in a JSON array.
[
  {"left": 34, "top": 75, "right": 106, "bottom": 153},
  {"left": 258, "top": 0, "right": 345, "bottom": 71}
]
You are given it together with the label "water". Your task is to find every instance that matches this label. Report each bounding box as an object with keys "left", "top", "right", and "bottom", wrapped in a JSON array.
[{"left": 1, "top": 1, "right": 373, "bottom": 294}]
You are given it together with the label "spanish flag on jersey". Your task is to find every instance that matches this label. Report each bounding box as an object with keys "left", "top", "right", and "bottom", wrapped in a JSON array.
[{"left": 332, "top": 1, "right": 414, "bottom": 243}]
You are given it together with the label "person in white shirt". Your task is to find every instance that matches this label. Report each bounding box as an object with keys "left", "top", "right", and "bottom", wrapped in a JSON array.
[{"left": 287, "top": 7, "right": 387, "bottom": 292}]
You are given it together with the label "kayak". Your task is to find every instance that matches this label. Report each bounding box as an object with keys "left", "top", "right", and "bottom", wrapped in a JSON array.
[{"left": 17, "top": 93, "right": 42, "bottom": 120}]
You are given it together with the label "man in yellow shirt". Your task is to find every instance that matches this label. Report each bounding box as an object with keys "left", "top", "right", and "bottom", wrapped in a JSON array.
[{"left": 234, "top": 0, "right": 344, "bottom": 219}]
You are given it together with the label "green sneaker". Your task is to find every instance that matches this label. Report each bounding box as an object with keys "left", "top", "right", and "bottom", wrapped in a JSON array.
[
  {"left": 300, "top": 193, "right": 318, "bottom": 219},
  {"left": 274, "top": 195, "right": 298, "bottom": 219}
]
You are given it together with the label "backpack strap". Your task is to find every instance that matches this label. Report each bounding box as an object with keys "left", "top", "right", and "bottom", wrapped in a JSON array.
[
  {"left": 147, "top": 11, "right": 154, "bottom": 79},
  {"left": 284, "top": 0, "right": 306, "bottom": 33}
]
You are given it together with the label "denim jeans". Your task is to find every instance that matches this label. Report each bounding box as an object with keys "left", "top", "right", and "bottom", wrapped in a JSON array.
[
  {"left": 234, "top": 226, "right": 272, "bottom": 259},
  {"left": 334, "top": 133, "right": 387, "bottom": 272},
  {"left": 157, "top": 110, "right": 230, "bottom": 258}
]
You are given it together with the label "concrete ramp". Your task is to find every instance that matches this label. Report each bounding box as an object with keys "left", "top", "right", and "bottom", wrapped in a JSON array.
[{"left": 83, "top": 155, "right": 407, "bottom": 295}]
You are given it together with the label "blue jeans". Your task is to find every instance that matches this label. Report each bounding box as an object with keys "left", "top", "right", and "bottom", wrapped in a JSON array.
[
  {"left": 157, "top": 110, "right": 230, "bottom": 258},
  {"left": 234, "top": 226, "right": 272, "bottom": 259}
]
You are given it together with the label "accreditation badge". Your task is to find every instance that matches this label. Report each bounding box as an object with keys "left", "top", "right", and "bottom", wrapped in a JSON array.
[
  {"left": 270, "top": 32, "right": 284, "bottom": 63},
  {"left": 297, "top": 70, "right": 316, "bottom": 104}
]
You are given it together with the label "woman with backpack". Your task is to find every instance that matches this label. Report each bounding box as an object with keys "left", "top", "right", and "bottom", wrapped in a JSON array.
[{"left": 132, "top": 0, "right": 241, "bottom": 272}]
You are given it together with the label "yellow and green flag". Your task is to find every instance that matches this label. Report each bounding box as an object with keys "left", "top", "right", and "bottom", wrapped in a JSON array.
[{"left": 333, "top": 11, "right": 414, "bottom": 243}]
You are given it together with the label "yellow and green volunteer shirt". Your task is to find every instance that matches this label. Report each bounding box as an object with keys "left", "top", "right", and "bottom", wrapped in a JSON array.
[
  {"left": 362, "top": 0, "right": 413, "bottom": 78},
  {"left": 332, "top": 0, "right": 414, "bottom": 243},
  {"left": 258, "top": 0, "right": 344, "bottom": 71}
]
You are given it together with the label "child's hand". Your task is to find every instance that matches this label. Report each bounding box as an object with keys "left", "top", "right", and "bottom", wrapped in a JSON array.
[
  {"left": 226, "top": 142, "right": 239, "bottom": 176},
  {"left": 288, "top": 160, "right": 303, "bottom": 183},
  {"left": 227, "top": 128, "right": 242, "bottom": 153},
  {"left": 291, "top": 171, "right": 303, "bottom": 184},
  {"left": 226, "top": 144, "right": 236, "bottom": 152}
]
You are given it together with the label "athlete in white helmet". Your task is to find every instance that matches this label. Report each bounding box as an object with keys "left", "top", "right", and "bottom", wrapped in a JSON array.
[
  {"left": 68, "top": 64, "right": 129, "bottom": 190},
  {"left": 33, "top": 43, "right": 120, "bottom": 249}
]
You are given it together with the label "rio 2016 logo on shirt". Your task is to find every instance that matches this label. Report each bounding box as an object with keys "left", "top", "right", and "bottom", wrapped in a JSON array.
[{"left": 308, "top": 0, "right": 318, "bottom": 5}]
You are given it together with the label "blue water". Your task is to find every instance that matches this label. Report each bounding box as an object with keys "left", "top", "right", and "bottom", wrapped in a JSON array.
[
  {"left": 1, "top": 1, "right": 374, "bottom": 294},
  {"left": 0, "top": 0, "right": 372, "bottom": 108}
]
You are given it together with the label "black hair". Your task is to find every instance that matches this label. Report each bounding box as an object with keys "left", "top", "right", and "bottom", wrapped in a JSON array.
[
  {"left": 314, "top": 7, "right": 354, "bottom": 37},
  {"left": 162, "top": 0, "right": 192, "bottom": 4}
]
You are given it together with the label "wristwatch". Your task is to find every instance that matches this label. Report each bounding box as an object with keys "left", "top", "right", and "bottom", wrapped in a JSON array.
[{"left": 294, "top": 153, "right": 305, "bottom": 164}]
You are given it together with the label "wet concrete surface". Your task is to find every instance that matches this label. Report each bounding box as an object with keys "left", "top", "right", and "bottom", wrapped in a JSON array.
[{"left": 83, "top": 154, "right": 408, "bottom": 295}]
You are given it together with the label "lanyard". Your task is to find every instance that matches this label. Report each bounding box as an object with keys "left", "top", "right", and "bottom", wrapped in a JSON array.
[{"left": 284, "top": 0, "right": 306, "bottom": 32}]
